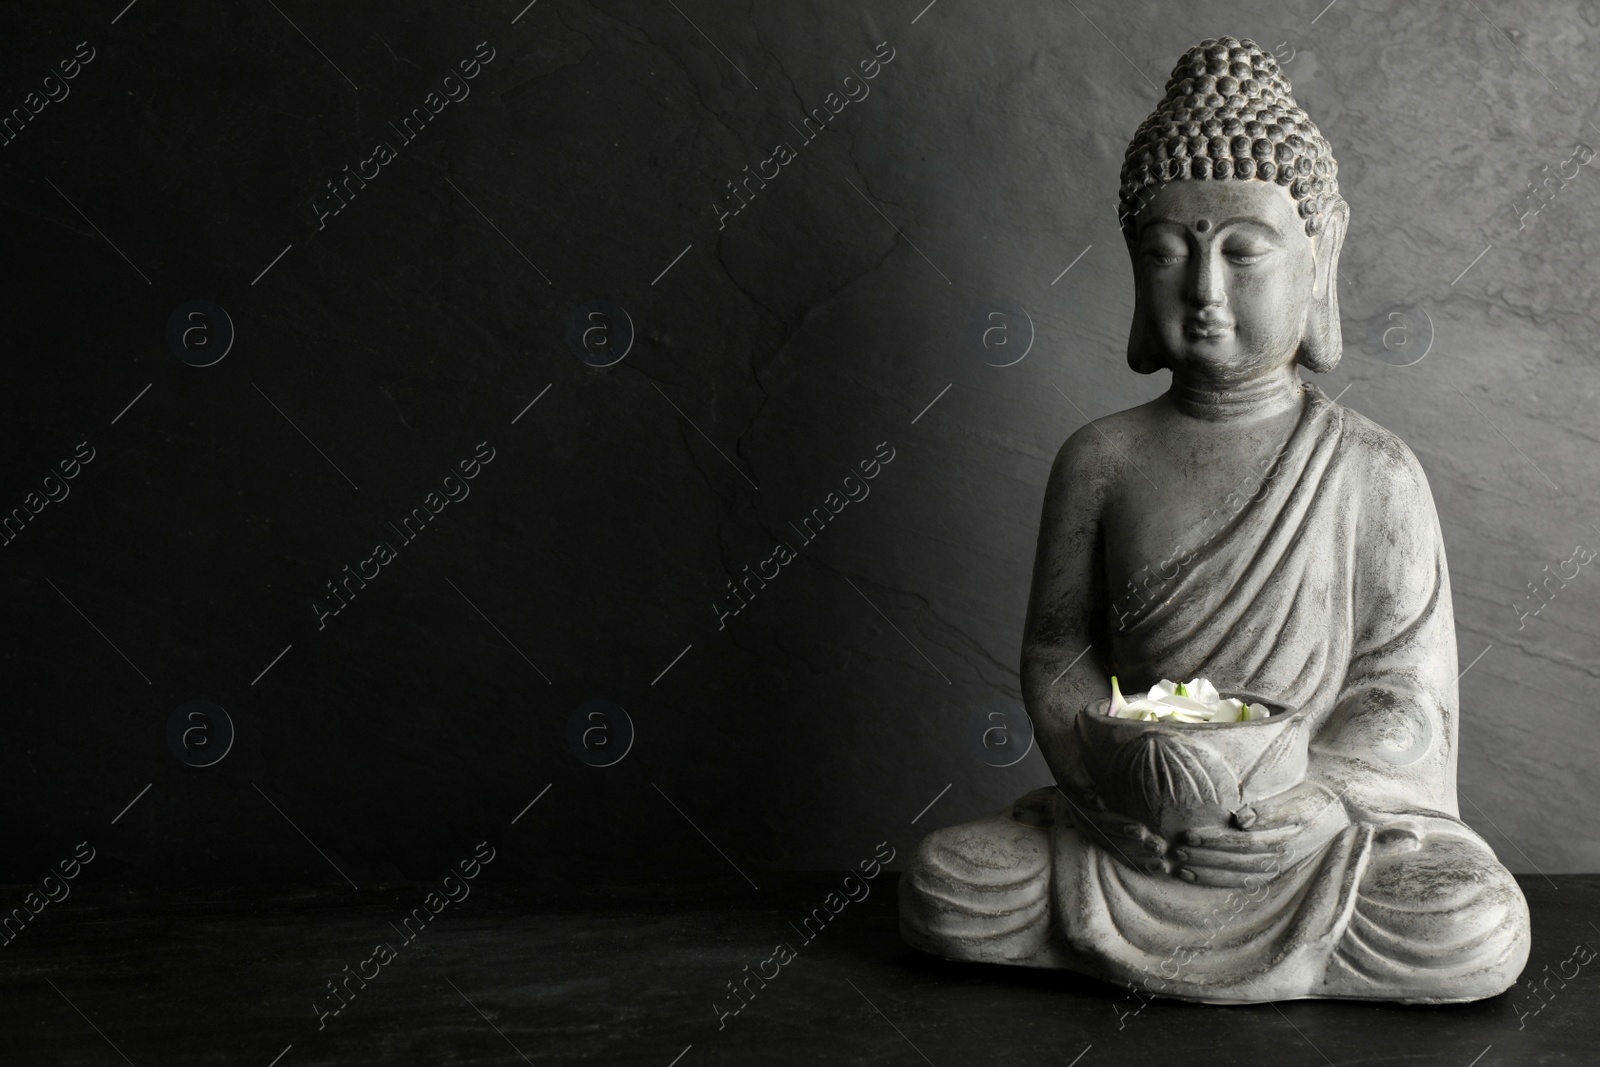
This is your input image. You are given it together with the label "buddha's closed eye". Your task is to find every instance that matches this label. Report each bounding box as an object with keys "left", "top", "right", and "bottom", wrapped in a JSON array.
[
  {"left": 1223, "top": 242, "right": 1272, "bottom": 264},
  {"left": 1143, "top": 244, "right": 1187, "bottom": 265}
]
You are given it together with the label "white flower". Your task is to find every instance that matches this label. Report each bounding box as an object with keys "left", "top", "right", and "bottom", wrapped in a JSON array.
[{"left": 1108, "top": 676, "right": 1268, "bottom": 723}]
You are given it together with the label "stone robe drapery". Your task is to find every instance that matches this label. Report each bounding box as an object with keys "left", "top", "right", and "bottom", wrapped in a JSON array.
[{"left": 901, "top": 385, "right": 1530, "bottom": 1002}]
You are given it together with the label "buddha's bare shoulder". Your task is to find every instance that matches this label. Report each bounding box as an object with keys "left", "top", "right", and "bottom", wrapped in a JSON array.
[{"left": 1048, "top": 396, "right": 1167, "bottom": 494}]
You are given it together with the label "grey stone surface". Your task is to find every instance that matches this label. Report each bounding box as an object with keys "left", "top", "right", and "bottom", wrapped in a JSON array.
[{"left": 0, "top": 875, "right": 1594, "bottom": 1065}]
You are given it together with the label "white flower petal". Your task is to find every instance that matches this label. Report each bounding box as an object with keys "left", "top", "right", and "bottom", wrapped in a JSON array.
[
  {"left": 1104, "top": 676, "right": 1272, "bottom": 724},
  {"left": 1117, "top": 698, "right": 1157, "bottom": 718},
  {"left": 1156, "top": 695, "right": 1215, "bottom": 714}
]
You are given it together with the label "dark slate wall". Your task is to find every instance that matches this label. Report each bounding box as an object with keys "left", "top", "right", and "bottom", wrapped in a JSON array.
[{"left": 3, "top": 0, "right": 1597, "bottom": 888}]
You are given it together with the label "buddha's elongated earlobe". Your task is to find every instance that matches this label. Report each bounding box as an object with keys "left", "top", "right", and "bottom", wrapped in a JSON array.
[
  {"left": 1299, "top": 198, "right": 1348, "bottom": 373},
  {"left": 1126, "top": 249, "right": 1166, "bottom": 374}
]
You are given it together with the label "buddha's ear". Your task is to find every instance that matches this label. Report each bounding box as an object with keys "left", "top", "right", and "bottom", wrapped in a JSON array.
[
  {"left": 1125, "top": 236, "right": 1166, "bottom": 374},
  {"left": 1299, "top": 197, "right": 1348, "bottom": 374}
]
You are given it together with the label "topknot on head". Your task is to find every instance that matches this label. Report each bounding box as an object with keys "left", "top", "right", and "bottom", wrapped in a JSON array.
[{"left": 1118, "top": 36, "right": 1341, "bottom": 238}]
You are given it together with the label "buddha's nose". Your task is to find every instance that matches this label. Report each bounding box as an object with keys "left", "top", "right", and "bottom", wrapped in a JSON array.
[{"left": 1191, "top": 255, "right": 1229, "bottom": 314}]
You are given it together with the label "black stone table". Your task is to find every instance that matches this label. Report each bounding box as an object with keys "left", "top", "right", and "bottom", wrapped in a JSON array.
[{"left": 2, "top": 875, "right": 1594, "bottom": 1065}]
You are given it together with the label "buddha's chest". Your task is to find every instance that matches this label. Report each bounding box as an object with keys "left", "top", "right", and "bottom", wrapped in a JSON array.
[{"left": 1100, "top": 431, "right": 1291, "bottom": 593}]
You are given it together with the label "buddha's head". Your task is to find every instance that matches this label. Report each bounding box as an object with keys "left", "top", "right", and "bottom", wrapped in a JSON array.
[{"left": 1118, "top": 37, "right": 1347, "bottom": 385}]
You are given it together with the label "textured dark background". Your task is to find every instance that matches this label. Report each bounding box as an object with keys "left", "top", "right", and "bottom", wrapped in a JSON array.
[{"left": 3, "top": 0, "right": 1598, "bottom": 892}]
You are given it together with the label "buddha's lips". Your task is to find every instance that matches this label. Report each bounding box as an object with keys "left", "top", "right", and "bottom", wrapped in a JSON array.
[{"left": 1185, "top": 318, "right": 1235, "bottom": 339}]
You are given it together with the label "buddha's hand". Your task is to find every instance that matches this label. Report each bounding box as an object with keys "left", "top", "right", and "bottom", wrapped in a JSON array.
[
  {"left": 1171, "top": 779, "right": 1349, "bottom": 889},
  {"left": 1055, "top": 785, "right": 1171, "bottom": 876}
]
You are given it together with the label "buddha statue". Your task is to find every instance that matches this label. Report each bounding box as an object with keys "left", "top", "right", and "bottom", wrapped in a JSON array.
[{"left": 900, "top": 36, "right": 1530, "bottom": 1003}]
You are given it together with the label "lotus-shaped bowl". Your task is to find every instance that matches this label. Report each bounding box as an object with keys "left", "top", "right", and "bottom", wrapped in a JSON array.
[{"left": 1074, "top": 691, "right": 1311, "bottom": 838}]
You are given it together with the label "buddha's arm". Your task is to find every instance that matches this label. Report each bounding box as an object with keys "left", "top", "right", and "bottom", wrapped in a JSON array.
[
  {"left": 1020, "top": 430, "right": 1113, "bottom": 790},
  {"left": 1311, "top": 439, "right": 1460, "bottom": 819}
]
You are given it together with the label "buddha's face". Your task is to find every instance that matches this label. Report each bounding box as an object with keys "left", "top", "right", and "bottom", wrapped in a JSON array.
[{"left": 1129, "top": 180, "right": 1320, "bottom": 385}]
